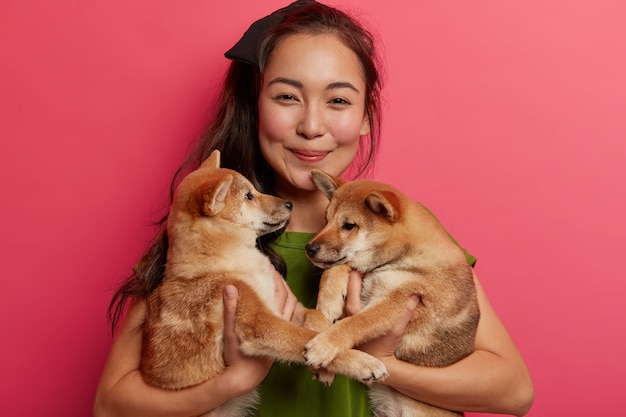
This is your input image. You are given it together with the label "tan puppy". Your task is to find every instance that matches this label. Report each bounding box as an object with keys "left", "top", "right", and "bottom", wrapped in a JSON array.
[
  {"left": 140, "top": 151, "right": 387, "bottom": 417},
  {"left": 304, "top": 170, "right": 480, "bottom": 417}
]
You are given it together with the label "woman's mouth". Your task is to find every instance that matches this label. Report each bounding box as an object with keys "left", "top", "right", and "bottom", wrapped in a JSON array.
[{"left": 291, "top": 150, "right": 329, "bottom": 163}]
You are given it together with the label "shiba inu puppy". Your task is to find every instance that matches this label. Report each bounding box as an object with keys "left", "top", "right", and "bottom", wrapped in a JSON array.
[
  {"left": 140, "top": 151, "right": 387, "bottom": 417},
  {"left": 304, "top": 169, "right": 480, "bottom": 417}
]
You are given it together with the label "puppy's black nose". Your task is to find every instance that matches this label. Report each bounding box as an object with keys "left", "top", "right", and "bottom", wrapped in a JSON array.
[
  {"left": 305, "top": 243, "right": 319, "bottom": 257},
  {"left": 285, "top": 201, "right": 293, "bottom": 211}
]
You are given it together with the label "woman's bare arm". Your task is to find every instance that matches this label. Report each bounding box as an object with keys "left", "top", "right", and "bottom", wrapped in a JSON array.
[
  {"left": 94, "top": 270, "right": 295, "bottom": 417},
  {"left": 348, "top": 271, "right": 534, "bottom": 416}
]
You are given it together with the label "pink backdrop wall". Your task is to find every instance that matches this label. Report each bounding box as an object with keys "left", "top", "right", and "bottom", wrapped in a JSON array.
[{"left": 1, "top": 0, "right": 624, "bottom": 415}]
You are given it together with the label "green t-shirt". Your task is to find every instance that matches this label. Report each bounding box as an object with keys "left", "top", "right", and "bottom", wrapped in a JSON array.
[
  {"left": 256, "top": 232, "right": 370, "bottom": 417},
  {"left": 255, "top": 227, "right": 476, "bottom": 417}
]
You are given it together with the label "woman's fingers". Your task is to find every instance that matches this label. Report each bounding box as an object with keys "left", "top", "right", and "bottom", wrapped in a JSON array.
[
  {"left": 221, "top": 284, "right": 275, "bottom": 391},
  {"left": 273, "top": 270, "right": 298, "bottom": 321},
  {"left": 392, "top": 294, "right": 419, "bottom": 337},
  {"left": 358, "top": 295, "right": 419, "bottom": 358},
  {"left": 344, "top": 270, "right": 363, "bottom": 316},
  {"left": 222, "top": 285, "right": 240, "bottom": 366}
]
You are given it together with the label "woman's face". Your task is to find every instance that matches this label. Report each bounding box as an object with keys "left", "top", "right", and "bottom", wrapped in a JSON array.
[{"left": 258, "top": 33, "right": 370, "bottom": 194}]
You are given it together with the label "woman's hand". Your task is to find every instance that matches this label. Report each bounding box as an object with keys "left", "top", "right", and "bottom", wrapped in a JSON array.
[
  {"left": 221, "top": 285, "right": 274, "bottom": 394},
  {"left": 221, "top": 270, "right": 297, "bottom": 393},
  {"left": 271, "top": 269, "right": 299, "bottom": 321},
  {"left": 343, "top": 270, "right": 418, "bottom": 360}
]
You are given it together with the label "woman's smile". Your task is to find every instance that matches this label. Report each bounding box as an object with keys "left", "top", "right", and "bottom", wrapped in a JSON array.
[{"left": 290, "top": 149, "right": 331, "bottom": 162}]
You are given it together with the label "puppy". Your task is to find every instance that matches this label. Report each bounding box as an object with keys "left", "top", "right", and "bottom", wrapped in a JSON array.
[
  {"left": 304, "top": 170, "right": 480, "bottom": 417},
  {"left": 140, "top": 151, "right": 387, "bottom": 417}
]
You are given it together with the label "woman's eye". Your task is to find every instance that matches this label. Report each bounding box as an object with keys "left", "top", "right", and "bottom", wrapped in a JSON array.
[
  {"left": 330, "top": 97, "right": 350, "bottom": 105},
  {"left": 342, "top": 222, "right": 356, "bottom": 231},
  {"left": 245, "top": 192, "right": 254, "bottom": 200},
  {"left": 275, "top": 94, "right": 297, "bottom": 102}
]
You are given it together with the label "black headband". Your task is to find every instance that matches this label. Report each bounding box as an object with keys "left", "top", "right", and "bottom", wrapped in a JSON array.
[{"left": 224, "top": 0, "right": 318, "bottom": 66}]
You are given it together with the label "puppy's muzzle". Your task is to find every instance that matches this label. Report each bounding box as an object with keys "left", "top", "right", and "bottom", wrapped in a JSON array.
[{"left": 305, "top": 242, "right": 320, "bottom": 258}]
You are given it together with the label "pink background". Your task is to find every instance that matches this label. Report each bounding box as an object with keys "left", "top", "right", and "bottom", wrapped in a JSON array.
[{"left": 1, "top": 0, "right": 625, "bottom": 415}]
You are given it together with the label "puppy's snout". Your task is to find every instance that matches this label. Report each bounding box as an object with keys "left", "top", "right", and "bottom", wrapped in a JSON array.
[
  {"left": 285, "top": 201, "right": 293, "bottom": 211},
  {"left": 305, "top": 242, "right": 320, "bottom": 257}
]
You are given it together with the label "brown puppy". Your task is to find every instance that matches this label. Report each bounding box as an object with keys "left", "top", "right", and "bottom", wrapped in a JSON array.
[
  {"left": 304, "top": 170, "right": 480, "bottom": 417},
  {"left": 140, "top": 151, "right": 387, "bottom": 417}
]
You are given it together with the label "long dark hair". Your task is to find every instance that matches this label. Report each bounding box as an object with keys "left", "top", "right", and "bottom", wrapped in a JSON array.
[{"left": 108, "top": 1, "right": 383, "bottom": 331}]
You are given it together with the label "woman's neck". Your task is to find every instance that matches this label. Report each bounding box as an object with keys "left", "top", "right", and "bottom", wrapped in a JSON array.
[{"left": 274, "top": 185, "right": 328, "bottom": 233}]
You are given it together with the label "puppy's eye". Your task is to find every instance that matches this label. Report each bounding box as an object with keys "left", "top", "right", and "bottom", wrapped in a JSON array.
[
  {"left": 245, "top": 192, "right": 254, "bottom": 200},
  {"left": 342, "top": 222, "right": 356, "bottom": 231}
]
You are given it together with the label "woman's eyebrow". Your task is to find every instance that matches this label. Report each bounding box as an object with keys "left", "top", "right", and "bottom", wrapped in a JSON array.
[
  {"left": 268, "top": 77, "right": 303, "bottom": 88},
  {"left": 268, "top": 77, "right": 360, "bottom": 93},
  {"left": 327, "top": 81, "right": 360, "bottom": 93}
]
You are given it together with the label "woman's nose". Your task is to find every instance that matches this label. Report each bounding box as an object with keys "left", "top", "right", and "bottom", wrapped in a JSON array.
[{"left": 296, "top": 105, "right": 325, "bottom": 139}]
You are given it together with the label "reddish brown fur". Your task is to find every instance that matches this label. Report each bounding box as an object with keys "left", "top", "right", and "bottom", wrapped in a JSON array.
[
  {"left": 140, "top": 152, "right": 387, "bottom": 417},
  {"left": 304, "top": 170, "right": 480, "bottom": 417}
]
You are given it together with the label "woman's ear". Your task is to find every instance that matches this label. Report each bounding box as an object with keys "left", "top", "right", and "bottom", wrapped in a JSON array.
[{"left": 360, "top": 111, "right": 371, "bottom": 136}]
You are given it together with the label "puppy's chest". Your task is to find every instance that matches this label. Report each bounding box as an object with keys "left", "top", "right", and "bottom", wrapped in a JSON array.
[
  {"left": 165, "top": 248, "right": 277, "bottom": 309},
  {"left": 238, "top": 266, "right": 276, "bottom": 299},
  {"left": 226, "top": 250, "right": 278, "bottom": 310},
  {"left": 360, "top": 269, "right": 416, "bottom": 305}
]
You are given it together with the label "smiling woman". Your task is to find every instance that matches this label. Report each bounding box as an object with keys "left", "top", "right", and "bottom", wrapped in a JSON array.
[
  {"left": 258, "top": 33, "right": 370, "bottom": 218},
  {"left": 92, "top": 1, "right": 533, "bottom": 417},
  {"left": 3, "top": 0, "right": 626, "bottom": 415}
]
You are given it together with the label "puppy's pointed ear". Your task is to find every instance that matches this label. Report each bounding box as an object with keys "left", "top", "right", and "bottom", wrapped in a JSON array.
[
  {"left": 200, "top": 150, "right": 221, "bottom": 170},
  {"left": 365, "top": 191, "right": 399, "bottom": 222},
  {"left": 310, "top": 170, "right": 345, "bottom": 200},
  {"left": 202, "top": 175, "right": 232, "bottom": 216}
]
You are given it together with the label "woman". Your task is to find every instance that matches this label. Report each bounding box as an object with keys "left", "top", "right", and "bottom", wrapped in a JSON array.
[{"left": 94, "top": 1, "right": 534, "bottom": 416}]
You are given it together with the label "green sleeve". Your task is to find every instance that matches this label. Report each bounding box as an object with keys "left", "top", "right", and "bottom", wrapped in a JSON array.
[{"left": 419, "top": 204, "right": 477, "bottom": 267}]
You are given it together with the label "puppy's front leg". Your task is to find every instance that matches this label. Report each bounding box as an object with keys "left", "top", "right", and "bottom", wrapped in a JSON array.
[
  {"left": 300, "top": 307, "right": 333, "bottom": 332},
  {"left": 304, "top": 292, "right": 410, "bottom": 369},
  {"left": 316, "top": 264, "right": 351, "bottom": 323},
  {"left": 239, "top": 304, "right": 387, "bottom": 384}
]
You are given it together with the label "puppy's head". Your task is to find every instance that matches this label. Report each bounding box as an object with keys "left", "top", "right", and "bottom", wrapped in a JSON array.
[
  {"left": 306, "top": 170, "right": 405, "bottom": 272},
  {"left": 170, "top": 150, "right": 292, "bottom": 238}
]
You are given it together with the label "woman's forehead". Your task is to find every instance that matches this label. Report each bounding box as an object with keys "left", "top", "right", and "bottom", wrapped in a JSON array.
[{"left": 263, "top": 33, "right": 366, "bottom": 88}]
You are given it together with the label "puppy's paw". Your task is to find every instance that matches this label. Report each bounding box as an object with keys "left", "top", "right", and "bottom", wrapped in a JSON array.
[
  {"left": 347, "top": 349, "right": 389, "bottom": 385},
  {"left": 304, "top": 333, "right": 342, "bottom": 369},
  {"left": 337, "top": 350, "right": 388, "bottom": 385},
  {"left": 311, "top": 367, "right": 336, "bottom": 386},
  {"left": 358, "top": 361, "right": 389, "bottom": 385}
]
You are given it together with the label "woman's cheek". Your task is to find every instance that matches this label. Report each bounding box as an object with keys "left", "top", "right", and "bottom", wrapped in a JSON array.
[
  {"left": 259, "top": 107, "right": 296, "bottom": 143},
  {"left": 330, "top": 113, "right": 366, "bottom": 145}
]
